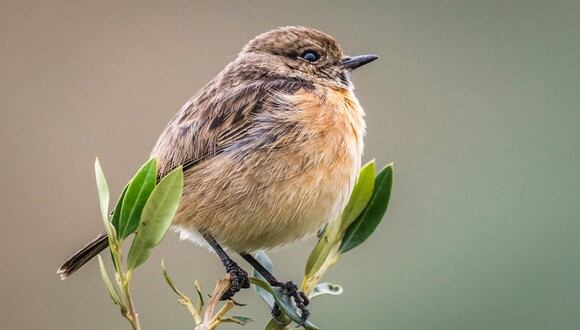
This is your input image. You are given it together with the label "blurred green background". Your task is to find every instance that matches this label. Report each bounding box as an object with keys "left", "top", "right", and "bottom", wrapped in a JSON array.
[{"left": 1, "top": 1, "right": 579, "bottom": 329}]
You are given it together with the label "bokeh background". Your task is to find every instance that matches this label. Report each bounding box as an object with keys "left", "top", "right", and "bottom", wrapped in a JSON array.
[{"left": 1, "top": 1, "right": 579, "bottom": 329}]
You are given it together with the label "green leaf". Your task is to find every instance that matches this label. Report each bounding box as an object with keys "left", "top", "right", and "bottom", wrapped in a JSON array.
[
  {"left": 253, "top": 251, "right": 275, "bottom": 308},
  {"left": 109, "top": 184, "right": 126, "bottom": 272},
  {"left": 108, "top": 228, "right": 120, "bottom": 272},
  {"left": 94, "top": 158, "right": 113, "bottom": 237},
  {"left": 94, "top": 158, "right": 110, "bottom": 222},
  {"left": 127, "top": 166, "right": 183, "bottom": 270},
  {"left": 265, "top": 318, "right": 288, "bottom": 330},
  {"left": 340, "top": 161, "right": 376, "bottom": 231},
  {"left": 304, "top": 218, "right": 340, "bottom": 278},
  {"left": 304, "top": 161, "right": 376, "bottom": 277},
  {"left": 115, "top": 158, "right": 157, "bottom": 239},
  {"left": 110, "top": 184, "right": 128, "bottom": 235},
  {"left": 339, "top": 164, "right": 393, "bottom": 254},
  {"left": 107, "top": 184, "right": 129, "bottom": 266},
  {"left": 97, "top": 255, "right": 121, "bottom": 305},
  {"left": 194, "top": 280, "right": 204, "bottom": 309},
  {"left": 220, "top": 316, "right": 253, "bottom": 325},
  {"left": 250, "top": 278, "right": 318, "bottom": 330},
  {"left": 309, "top": 282, "right": 343, "bottom": 300},
  {"left": 161, "top": 259, "right": 189, "bottom": 300}
]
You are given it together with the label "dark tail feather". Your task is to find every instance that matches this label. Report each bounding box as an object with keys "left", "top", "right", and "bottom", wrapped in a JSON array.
[{"left": 57, "top": 232, "right": 109, "bottom": 279}]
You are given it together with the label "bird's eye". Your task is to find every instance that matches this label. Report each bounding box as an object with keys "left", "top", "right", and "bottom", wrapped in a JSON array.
[{"left": 300, "top": 50, "right": 320, "bottom": 62}]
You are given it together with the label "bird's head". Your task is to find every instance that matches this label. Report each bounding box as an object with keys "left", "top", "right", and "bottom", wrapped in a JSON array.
[{"left": 236, "top": 26, "right": 378, "bottom": 89}]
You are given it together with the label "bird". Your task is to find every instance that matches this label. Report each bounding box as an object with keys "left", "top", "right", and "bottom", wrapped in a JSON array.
[{"left": 58, "top": 26, "right": 377, "bottom": 322}]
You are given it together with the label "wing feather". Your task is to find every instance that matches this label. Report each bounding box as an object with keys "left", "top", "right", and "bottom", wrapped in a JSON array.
[{"left": 151, "top": 76, "right": 312, "bottom": 178}]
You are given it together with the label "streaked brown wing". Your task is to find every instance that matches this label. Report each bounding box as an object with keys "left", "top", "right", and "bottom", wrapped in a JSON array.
[{"left": 151, "top": 77, "right": 312, "bottom": 178}]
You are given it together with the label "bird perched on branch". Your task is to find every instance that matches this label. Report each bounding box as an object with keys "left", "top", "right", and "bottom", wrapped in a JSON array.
[{"left": 58, "top": 26, "right": 377, "bottom": 322}]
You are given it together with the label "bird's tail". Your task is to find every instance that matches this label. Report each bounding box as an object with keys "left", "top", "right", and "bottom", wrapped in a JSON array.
[{"left": 57, "top": 232, "right": 109, "bottom": 279}]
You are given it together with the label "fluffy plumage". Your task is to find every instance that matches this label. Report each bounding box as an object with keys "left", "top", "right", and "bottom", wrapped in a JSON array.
[
  {"left": 58, "top": 26, "right": 369, "bottom": 278},
  {"left": 152, "top": 27, "right": 365, "bottom": 252}
]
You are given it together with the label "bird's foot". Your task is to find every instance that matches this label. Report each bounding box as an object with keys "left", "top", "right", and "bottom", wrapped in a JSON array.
[
  {"left": 271, "top": 281, "right": 310, "bottom": 325},
  {"left": 220, "top": 260, "right": 250, "bottom": 300}
]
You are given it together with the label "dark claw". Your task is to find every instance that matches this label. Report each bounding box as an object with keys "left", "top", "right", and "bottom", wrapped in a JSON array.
[
  {"left": 300, "top": 291, "right": 310, "bottom": 306},
  {"left": 270, "top": 281, "right": 311, "bottom": 325},
  {"left": 271, "top": 303, "right": 281, "bottom": 318},
  {"left": 221, "top": 260, "right": 250, "bottom": 300}
]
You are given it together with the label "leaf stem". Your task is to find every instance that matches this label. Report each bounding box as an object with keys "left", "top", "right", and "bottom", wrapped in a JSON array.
[{"left": 122, "top": 270, "right": 141, "bottom": 330}]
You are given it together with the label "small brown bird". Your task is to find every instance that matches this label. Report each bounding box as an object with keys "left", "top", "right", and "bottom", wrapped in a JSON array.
[{"left": 58, "top": 26, "right": 377, "bottom": 321}]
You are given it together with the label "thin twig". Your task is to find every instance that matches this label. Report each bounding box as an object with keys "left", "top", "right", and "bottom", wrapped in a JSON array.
[
  {"left": 196, "top": 274, "right": 232, "bottom": 330},
  {"left": 181, "top": 297, "right": 203, "bottom": 325},
  {"left": 122, "top": 271, "right": 141, "bottom": 330},
  {"left": 209, "top": 300, "right": 235, "bottom": 329}
]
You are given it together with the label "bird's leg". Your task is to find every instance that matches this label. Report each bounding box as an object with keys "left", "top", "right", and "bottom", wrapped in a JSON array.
[
  {"left": 203, "top": 233, "right": 250, "bottom": 300},
  {"left": 240, "top": 253, "right": 310, "bottom": 323}
]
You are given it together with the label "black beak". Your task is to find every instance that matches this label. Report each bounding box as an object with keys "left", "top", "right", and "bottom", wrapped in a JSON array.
[{"left": 342, "top": 54, "right": 379, "bottom": 70}]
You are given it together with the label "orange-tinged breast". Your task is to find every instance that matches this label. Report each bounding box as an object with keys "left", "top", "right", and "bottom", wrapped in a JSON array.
[
  {"left": 292, "top": 86, "right": 365, "bottom": 165},
  {"left": 173, "top": 85, "right": 366, "bottom": 251}
]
